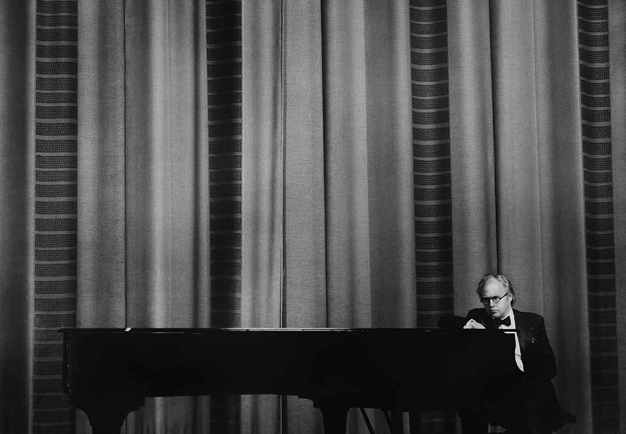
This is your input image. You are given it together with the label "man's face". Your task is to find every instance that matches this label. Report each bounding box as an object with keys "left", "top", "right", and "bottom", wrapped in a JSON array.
[{"left": 479, "top": 278, "right": 512, "bottom": 319}]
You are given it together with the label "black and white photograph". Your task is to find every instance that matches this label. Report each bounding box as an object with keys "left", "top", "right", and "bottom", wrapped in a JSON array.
[{"left": 0, "top": 0, "right": 624, "bottom": 433}]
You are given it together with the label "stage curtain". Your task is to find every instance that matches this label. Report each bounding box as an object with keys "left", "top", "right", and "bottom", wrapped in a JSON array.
[
  {"left": 449, "top": 0, "right": 621, "bottom": 432},
  {"left": 242, "top": 0, "right": 415, "bottom": 433},
  {"left": 0, "top": 1, "right": 35, "bottom": 433},
  {"left": 76, "top": 1, "right": 212, "bottom": 433},
  {"left": 243, "top": 0, "right": 623, "bottom": 433},
  {"left": 609, "top": 0, "right": 625, "bottom": 432},
  {"left": 0, "top": 1, "right": 624, "bottom": 433},
  {"left": 448, "top": 0, "right": 592, "bottom": 431}
]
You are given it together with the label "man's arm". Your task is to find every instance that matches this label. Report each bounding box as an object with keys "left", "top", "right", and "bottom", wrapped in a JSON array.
[
  {"left": 463, "top": 318, "right": 486, "bottom": 329},
  {"left": 463, "top": 308, "right": 486, "bottom": 329}
]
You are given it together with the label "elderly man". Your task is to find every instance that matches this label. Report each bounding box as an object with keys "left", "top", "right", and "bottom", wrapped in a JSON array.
[{"left": 460, "top": 274, "right": 572, "bottom": 434}]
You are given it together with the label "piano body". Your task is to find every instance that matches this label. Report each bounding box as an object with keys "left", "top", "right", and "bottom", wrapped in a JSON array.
[{"left": 61, "top": 328, "right": 517, "bottom": 434}]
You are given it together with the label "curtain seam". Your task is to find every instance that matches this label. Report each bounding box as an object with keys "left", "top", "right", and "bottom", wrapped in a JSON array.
[
  {"left": 27, "top": 1, "right": 36, "bottom": 432},
  {"left": 321, "top": 0, "right": 330, "bottom": 328},
  {"left": 488, "top": 0, "right": 501, "bottom": 273},
  {"left": 279, "top": 0, "right": 288, "bottom": 431},
  {"left": 530, "top": 0, "right": 546, "bottom": 316},
  {"left": 122, "top": 0, "right": 129, "bottom": 329},
  {"left": 166, "top": 0, "right": 174, "bottom": 327},
  {"left": 279, "top": 0, "right": 287, "bottom": 331}
]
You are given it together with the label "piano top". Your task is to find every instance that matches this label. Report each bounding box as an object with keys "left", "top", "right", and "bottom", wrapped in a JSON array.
[{"left": 60, "top": 327, "right": 518, "bottom": 333}]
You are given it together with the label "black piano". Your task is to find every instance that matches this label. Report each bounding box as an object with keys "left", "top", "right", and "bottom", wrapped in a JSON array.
[{"left": 61, "top": 328, "right": 517, "bottom": 434}]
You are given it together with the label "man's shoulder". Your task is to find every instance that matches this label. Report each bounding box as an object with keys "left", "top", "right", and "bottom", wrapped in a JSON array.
[{"left": 513, "top": 309, "right": 545, "bottom": 326}]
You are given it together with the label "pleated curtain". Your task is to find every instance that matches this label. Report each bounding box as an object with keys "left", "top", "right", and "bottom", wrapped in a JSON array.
[
  {"left": 76, "top": 1, "right": 214, "bottom": 432},
  {"left": 612, "top": 2, "right": 626, "bottom": 434},
  {"left": 449, "top": 0, "right": 590, "bottom": 431},
  {"left": 0, "top": 1, "right": 34, "bottom": 434},
  {"left": 0, "top": 1, "right": 624, "bottom": 434},
  {"left": 242, "top": 1, "right": 415, "bottom": 433},
  {"left": 241, "top": 0, "right": 626, "bottom": 433}
]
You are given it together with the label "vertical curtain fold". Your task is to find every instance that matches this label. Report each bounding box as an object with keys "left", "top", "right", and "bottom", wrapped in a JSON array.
[
  {"left": 447, "top": 0, "right": 498, "bottom": 312},
  {"left": 123, "top": 0, "right": 210, "bottom": 330},
  {"left": 0, "top": 1, "right": 35, "bottom": 433},
  {"left": 78, "top": 0, "right": 210, "bottom": 432},
  {"left": 282, "top": 1, "right": 326, "bottom": 432},
  {"left": 283, "top": 0, "right": 326, "bottom": 331},
  {"left": 532, "top": 0, "right": 591, "bottom": 430},
  {"left": 1, "top": 0, "right": 623, "bottom": 433},
  {"left": 608, "top": 0, "right": 626, "bottom": 431},
  {"left": 241, "top": 1, "right": 282, "bottom": 433},
  {"left": 76, "top": 3, "right": 126, "bottom": 428},
  {"left": 242, "top": 0, "right": 416, "bottom": 432},
  {"left": 364, "top": 0, "right": 415, "bottom": 329},
  {"left": 489, "top": 0, "right": 545, "bottom": 302},
  {"left": 323, "top": 0, "right": 372, "bottom": 328},
  {"left": 242, "top": 0, "right": 283, "bottom": 331},
  {"left": 78, "top": 0, "right": 211, "bottom": 355},
  {"left": 77, "top": 0, "right": 126, "bottom": 328}
]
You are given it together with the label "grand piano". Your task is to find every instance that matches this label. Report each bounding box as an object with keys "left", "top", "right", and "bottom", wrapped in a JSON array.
[{"left": 61, "top": 328, "right": 517, "bottom": 434}]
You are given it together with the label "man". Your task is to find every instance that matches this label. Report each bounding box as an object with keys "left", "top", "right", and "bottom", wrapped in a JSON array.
[{"left": 460, "top": 274, "right": 572, "bottom": 434}]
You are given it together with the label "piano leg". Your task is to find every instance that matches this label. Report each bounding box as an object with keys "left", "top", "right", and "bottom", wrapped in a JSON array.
[
  {"left": 78, "top": 399, "right": 137, "bottom": 434},
  {"left": 80, "top": 408, "right": 126, "bottom": 434},
  {"left": 390, "top": 409, "right": 404, "bottom": 434},
  {"left": 318, "top": 403, "right": 349, "bottom": 434}
]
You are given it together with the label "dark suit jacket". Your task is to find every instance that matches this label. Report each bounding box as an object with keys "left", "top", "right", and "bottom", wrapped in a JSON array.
[
  {"left": 464, "top": 308, "right": 572, "bottom": 432},
  {"left": 465, "top": 308, "right": 556, "bottom": 381}
]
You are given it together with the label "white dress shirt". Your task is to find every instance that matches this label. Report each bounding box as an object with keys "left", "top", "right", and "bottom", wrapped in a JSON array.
[{"left": 499, "top": 310, "right": 524, "bottom": 372}]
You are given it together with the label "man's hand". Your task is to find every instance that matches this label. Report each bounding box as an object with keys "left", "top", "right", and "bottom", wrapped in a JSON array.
[{"left": 463, "top": 319, "right": 486, "bottom": 329}]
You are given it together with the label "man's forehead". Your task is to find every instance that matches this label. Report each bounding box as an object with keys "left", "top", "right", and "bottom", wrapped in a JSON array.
[{"left": 482, "top": 277, "right": 506, "bottom": 293}]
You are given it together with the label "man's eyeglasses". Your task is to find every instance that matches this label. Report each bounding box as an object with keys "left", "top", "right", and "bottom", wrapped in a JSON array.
[{"left": 480, "top": 293, "right": 509, "bottom": 305}]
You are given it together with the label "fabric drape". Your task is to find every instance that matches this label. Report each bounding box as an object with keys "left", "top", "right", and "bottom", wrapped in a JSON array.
[
  {"left": 77, "top": 1, "right": 211, "bottom": 432},
  {"left": 447, "top": 0, "right": 498, "bottom": 314},
  {"left": 0, "top": 1, "right": 35, "bottom": 433},
  {"left": 242, "top": 1, "right": 415, "bottom": 433},
  {"left": 610, "top": 0, "right": 626, "bottom": 431},
  {"left": 242, "top": 0, "right": 416, "bottom": 329},
  {"left": 78, "top": 0, "right": 210, "bottom": 329},
  {"left": 241, "top": 2, "right": 283, "bottom": 434},
  {"left": 448, "top": 0, "right": 592, "bottom": 431},
  {"left": 245, "top": 0, "right": 623, "bottom": 433},
  {"left": 0, "top": 1, "right": 624, "bottom": 433}
]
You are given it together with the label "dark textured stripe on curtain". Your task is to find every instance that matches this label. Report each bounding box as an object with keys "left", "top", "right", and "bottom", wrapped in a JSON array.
[
  {"left": 410, "top": 0, "right": 453, "bottom": 335},
  {"left": 410, "top": 0, "right": 454, "bottom": 433},
  {"left": 578, "top": 1, "right": 620, "bottom": 432},
  {"left": 207, "top": 0, "right": 242, "bottom": 329},
  {"left": 207, "top": 1, "right": 242, "bottom": 433},
  {"left": 33, "top": 1, "right": 78, "bottom": 433}
]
